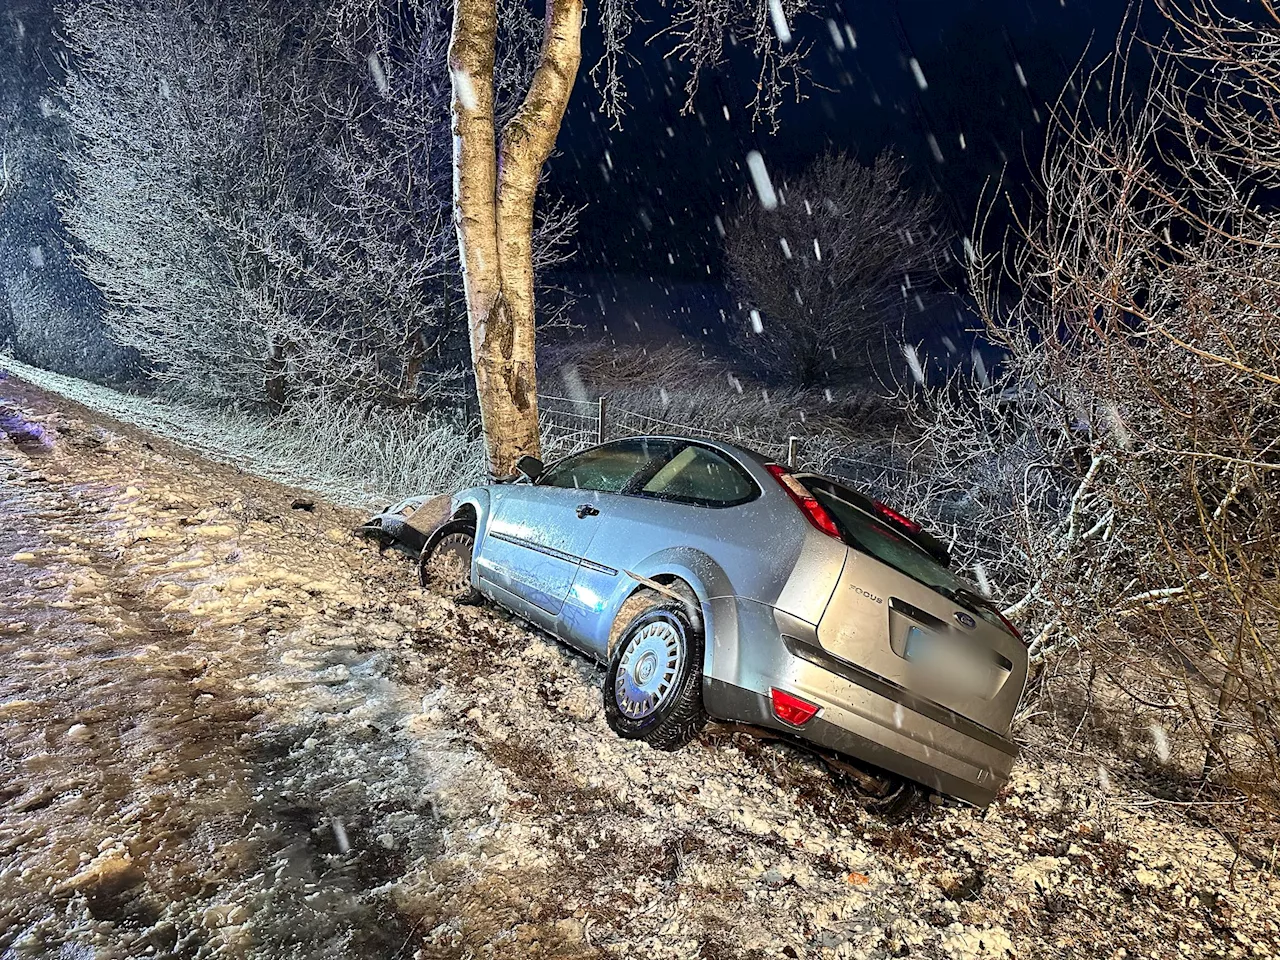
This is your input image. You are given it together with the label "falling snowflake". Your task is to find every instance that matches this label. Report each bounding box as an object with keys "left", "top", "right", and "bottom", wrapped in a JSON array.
[
  {"left": 368, "top": 53, "right": 391, "bottom": 96},
  {"left": 902, "top": 344, "right": 926, "bottom": 385},
  {"left": 331, "top": 816, "right": 351, "bottom": 853},
  {"left": 973, "top": 563, "right": 992, "bottom": 597},
  {"left": 451, "top": 67, "right": 477, "bottom": 109},
  {"left": 927, "top": 133, "right": 944, "bottom": 164},
  {"left": 826, "top": 19, "right": 845, "bottom": 51},
  {"left": 1149, "top": 722, "right": 1171, "bottom": 763},
  {"left": 746, "top": 151, "right": 779, "bottom": 210},
  {"left": 971, "top": 348, "right": 989, "bottom": 386},
  {"left": 909, "top": 58, "right": 928, "bottom": 91},
  {"left": 768, "top": 0, "right": 792, "bottom": 45}
]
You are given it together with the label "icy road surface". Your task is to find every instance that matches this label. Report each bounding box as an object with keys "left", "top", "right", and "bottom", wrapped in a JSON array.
[{"left": 1, "top": 377, "right": 1277, "bottom": 959}]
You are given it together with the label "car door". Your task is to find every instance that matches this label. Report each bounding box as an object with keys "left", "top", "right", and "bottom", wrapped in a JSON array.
[
  {"left": 561, "top": 442, "right": 765, "bottom": 658},
  {"left": 475, "top": 439, "right": 674, "bottom": 626}
]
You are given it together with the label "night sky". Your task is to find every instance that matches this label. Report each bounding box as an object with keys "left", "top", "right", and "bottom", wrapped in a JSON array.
[
  {"left": 6, "top": 0, "right": 1152, "bottom": 350},
  {"left": 546, "top": 0, "right": 1150, "bottom": 343}
]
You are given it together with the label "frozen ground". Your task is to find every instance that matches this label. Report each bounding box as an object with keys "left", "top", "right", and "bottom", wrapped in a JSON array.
[{"left": 1, "top": 373, "right": 1278, "bottom": 960}]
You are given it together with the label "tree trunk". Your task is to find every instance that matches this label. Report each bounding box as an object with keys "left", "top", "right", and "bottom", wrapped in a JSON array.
[
  {"left": 449, "top": 0, "right": 582, "bottom": 477},
  {"left": 400, "top": 328, "right": 425, "bottom": 403}
]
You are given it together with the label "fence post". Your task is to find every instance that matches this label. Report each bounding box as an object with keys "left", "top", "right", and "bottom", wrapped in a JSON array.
[
  {"left": 787, "top": 435, "right": 800, "bottom": 468},
  {"left": 598, "top": 395, "right": 608, "bottom": 444}
]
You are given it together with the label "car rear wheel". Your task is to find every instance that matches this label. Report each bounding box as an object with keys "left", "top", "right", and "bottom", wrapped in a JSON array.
[
  {"left": 604, "top": 595, "right": 706, "bottom": 751},
  {"left": 418, "top": 520, "right": 482, "bottom": 605}
]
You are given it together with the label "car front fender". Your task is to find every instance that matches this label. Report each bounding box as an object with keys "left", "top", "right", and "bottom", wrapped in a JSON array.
[
  {"left": 450, "top": 486, "right": 493, "bottom": 534},
  {"left": 619, "top": 546, "right": 736, "bottom": 678}
]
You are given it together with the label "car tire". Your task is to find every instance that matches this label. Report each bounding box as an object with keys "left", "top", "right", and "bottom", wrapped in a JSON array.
[
  {"left": 418, "top": 520, "right": 482, "bottom": 605},
  {"left": 604, "top": 594, "right": 707, "bottom": 751}
]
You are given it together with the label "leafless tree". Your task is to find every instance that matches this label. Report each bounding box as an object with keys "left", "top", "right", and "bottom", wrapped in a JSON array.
[
  {"left": 902, "top": 0, "right": 1280, "bottom": 791},
  {"left": 60, "top": 0, "right": 259, "bottom": 400},
  {"left": 449, "top": 0, "right": 818, "bottom": 475},
  {"left": 724, "top": 151, "right": 949, "bottom": 387}
]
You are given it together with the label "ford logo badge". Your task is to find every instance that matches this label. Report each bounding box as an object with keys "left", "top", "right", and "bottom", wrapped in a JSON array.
[{"left": 954, "top": 611, "right": 977, "bottom": 629}]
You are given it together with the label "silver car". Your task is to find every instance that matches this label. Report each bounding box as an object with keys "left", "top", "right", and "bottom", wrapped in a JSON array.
[{"left": 412, "top": 436, "right": 1027, "bottom": 806}]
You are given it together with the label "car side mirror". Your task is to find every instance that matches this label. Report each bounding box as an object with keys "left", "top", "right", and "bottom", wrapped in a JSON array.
[{"left": 515, "top": 455, "right": 544, "bottom": 483}]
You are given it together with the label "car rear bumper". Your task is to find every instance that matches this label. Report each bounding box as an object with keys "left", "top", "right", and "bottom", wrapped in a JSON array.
[{"left": 701, "top": 597, "right": 1018, "bottom": 806}]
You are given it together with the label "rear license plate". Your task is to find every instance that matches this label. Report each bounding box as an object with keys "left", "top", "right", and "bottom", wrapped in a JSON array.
[
  {"left": 904, "top": 626, "right": 990, "bottom": 692},
  {"left": 904, "top": 625, "right": 936, "bottom": 661}
]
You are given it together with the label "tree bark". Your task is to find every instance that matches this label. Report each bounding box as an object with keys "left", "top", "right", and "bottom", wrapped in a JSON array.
[{"left": 449, "top": 0, "right": 582, "bottom": 476}]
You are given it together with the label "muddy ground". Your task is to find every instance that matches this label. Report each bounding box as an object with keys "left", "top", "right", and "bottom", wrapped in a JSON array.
[{"left": 1, "top": 374, "right": 1277, "bottom": 960}]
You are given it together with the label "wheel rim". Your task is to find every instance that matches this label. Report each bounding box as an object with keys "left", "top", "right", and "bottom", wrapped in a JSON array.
[
  {"left": 614, "top": 618, "right": 685, "bottom": 720},
  {"left": 427, "top": 532, "right": 472, "bottom": 597}
]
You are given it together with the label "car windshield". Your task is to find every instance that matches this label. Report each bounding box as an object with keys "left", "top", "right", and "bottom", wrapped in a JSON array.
[{"left": 808, "top": 486, "right": 1008, "bottom": 632}]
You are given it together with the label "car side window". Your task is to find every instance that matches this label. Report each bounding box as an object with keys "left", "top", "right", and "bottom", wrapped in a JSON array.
[
  {"left": 637, "top": 444, "right": 757, "bottom": 506},
  {"left": 539, "top": 439, "right": 676, "bottom": 493}
]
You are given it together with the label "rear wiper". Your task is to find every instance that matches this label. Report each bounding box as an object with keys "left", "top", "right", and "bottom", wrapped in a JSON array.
[{"left": 935, "top": 584, "right": 998, "bottom": 617}]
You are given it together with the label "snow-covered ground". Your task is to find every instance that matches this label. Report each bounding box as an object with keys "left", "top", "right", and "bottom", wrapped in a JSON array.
[{"left": 2, "top": 373, "right": 1278, "bottom": 959}]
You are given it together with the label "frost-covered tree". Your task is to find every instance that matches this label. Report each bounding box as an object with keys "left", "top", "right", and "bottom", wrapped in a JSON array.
[
  {"left": 59, "top": 0, "right": 573, "bottom": 408},
  {"left": 61, "top": 0, "right": 298, "bottom": 401},
  {"left": 724, "top": 151, "right": 949, "bottom": 386},
  {"left": 449, "top": 0, "right": 816, "bottom": 474}
]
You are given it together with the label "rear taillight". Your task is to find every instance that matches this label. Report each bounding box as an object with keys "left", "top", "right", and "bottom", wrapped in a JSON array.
[
  {"left": 872, "top": 500, "right": 922, "bottom": 534},
  {"left": 765, "top": 464, "right": 842, "bottom": 541},
  {"left": 770, "top": 688, "right": 820, "bottom": 726},
  {"left": 996, "top": 609, "right": 1026, "bottom": 645}
]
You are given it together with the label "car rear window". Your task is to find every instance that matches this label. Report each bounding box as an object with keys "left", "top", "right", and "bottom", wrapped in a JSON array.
[
  {"left": 808, "top": 485, "right": 1007, "bottom": 631},
  {"left": 639, "top": 444, "right": 757, "bottom": 506}
]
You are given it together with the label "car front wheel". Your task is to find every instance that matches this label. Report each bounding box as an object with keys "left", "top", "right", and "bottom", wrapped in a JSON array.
[
  {"left": 604, "top": 596, "right": 706, "bottom": 751},
  {"left": 418, "top": 520, "right": 482, "bottom": 605}
]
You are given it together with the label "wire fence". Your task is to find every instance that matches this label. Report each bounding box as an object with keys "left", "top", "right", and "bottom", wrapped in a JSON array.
[
  {"left": 537, "top": 391, "right": 1010, "bottom": 576},
  {"left": 540, "top": 392, "right": 920, "bottom": 491},
  {"left": 539, "top": 392, "right": 800, "bottom": 465}
]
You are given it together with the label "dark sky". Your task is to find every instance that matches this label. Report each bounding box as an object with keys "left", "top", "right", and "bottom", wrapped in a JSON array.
[{"left": 548, "top": 0, "right": 1147, "bottom": 287}]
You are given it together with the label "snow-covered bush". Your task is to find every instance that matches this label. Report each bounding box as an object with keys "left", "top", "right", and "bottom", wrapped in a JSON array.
[
  {"left": 541, "top": 340, "right": 902, "bottom": 462},
  {"left": 903, "top": 2, "right": 1280, "bottom": 789}
]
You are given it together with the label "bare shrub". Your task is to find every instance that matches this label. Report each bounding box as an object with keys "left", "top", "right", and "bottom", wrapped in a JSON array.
[
  {"left": 725, "top": 151, "right": 949, "bottom": 386},
  {"left": 903, "top": 1, "right": 1280, "bottom": 794},
  {"left": 538, "top": 339, "right": 904, "bottom": 472}
]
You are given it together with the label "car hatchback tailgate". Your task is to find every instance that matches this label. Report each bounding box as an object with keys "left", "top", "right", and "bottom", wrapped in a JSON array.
[{"left": 817, "top": 549, "right": 1027, "bottom": 733}]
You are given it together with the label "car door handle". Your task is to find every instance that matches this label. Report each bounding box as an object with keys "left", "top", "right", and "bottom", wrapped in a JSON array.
[{"left": 575, "top": 503, "right": 600, "bottom": 519}]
